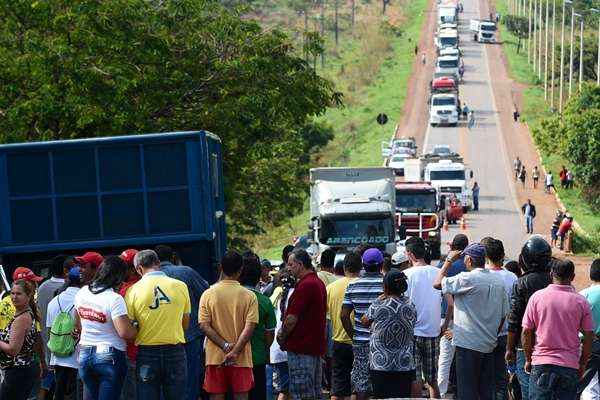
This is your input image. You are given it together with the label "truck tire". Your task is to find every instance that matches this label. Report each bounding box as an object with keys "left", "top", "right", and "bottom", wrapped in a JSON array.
[
  {"left": 451, "top": 122, "right": 458, "bottom": 127},
  {"left": 430, "top": 123, "right": 437, "bottom": 127}
]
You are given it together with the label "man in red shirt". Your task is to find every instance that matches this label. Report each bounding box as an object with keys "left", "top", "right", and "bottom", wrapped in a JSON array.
[
  {"left": 277, "top": 248, "right": 327, "bottom": 399},
  {"left": 522, "top": 259, "right": 594, "bottom": 399}
]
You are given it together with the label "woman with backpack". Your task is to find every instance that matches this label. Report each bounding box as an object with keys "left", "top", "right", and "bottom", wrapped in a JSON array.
[
  {"left": 0, "top": 279, "right": 40, "bottom": 400},
  {"left": 74, "top": 256, "right": 137, "bottom": 400},
  {"left": 46, "top": 266, "right": 82, "bottom": 400}
]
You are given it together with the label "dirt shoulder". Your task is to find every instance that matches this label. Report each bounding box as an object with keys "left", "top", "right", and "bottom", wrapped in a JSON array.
[
  {"left": 483, "top": 0, "right": 592, "bottom": 289},
  {"left": 393, "top": 0, "right": 436, "bottom": 147}
]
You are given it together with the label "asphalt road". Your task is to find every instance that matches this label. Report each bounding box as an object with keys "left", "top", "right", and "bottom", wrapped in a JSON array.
[{"left": 424, "top": 0, "right": 529, "bottom": 259}]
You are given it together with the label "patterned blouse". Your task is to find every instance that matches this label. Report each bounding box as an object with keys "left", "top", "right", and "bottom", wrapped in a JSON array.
[
  {"left": 366, "top": 296, "right": 416, "bottom": 372},
  {"left": 0, "top": 310, "right": 37, "bottom": 368}
]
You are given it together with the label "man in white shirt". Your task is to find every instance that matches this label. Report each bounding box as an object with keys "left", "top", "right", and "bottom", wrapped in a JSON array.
[
  {"left": 46, "top": 266, "right": 82, "bottom": 400},
  {"left": 404, "top": 237, "right": 442, "bottom": 398},
  {"left": 483, "top": 238, "right": 517, "bottom": 400}
]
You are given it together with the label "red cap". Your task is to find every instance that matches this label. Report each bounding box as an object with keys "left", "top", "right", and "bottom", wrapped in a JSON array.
[
  {"left": 13, "top": 267, "right": 43, "bottom": 282},
  {"left": 75, "top": 252, "right": 104, "bottom": 269},
  {"left": 119, "top": 249, "right": 138, "bottom": 266}
]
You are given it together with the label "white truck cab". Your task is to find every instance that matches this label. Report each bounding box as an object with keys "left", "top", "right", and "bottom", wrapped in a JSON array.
[
  {"left": 436, "top": 30, "right": 459, "bottom": 51},
  {"left": 424, "top": 159, "right": 473, "bottom": 210},
  {"left": 429, "top": 93, "right": 459, "bottom": 126},
  {"left": 438, "top": 6, "right": 457, "bottom": 24},
  {"left": 436, "top": 55, "right": 460, "bottom": 77},
  {"left": 470, "top": 19, "right": 497, "bottom": 43}
]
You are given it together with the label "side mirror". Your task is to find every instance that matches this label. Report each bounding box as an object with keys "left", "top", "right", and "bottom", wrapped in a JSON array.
[
  {"left": 397, "top": 225, "right": 407, "bottom": 240},
  {"left": 470, "top": 170, "right": 474, "bottom": 179}
]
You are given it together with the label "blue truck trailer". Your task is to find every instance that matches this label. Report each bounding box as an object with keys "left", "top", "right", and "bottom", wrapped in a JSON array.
[{"left": 0, "top": 131, "right": 226, "bottom": 285}]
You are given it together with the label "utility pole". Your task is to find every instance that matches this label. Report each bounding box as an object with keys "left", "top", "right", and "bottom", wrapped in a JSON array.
[
  {"left": 351, "top": 0, "right": 356, "bottom": 28},
  {"left": 559, "top": 0, "right": 570, "bottom": 112},
  {"left": 533, "top": 0, "right": 537, "bottom": 67},
  {"left": 537, "top": 0, "right": 543, "bottom": 77},
  {"left": 550, "top": 0, "right": 556, "bottom": 108},
  {"left": 593, "top": 9, "right": 600, "bottom": 86},
  {"left": 579, "top": 16, "right": 583, "bottom": 91},
  {"left": 334, "top": 0, "right": 339, "bottom": 48},
  {"left": 528, "top": 0, "right": 533, "bottom": 63},
  {"left": 569, "top": 6, "right": 575, "bottom": 98},
  {"left": 544, "top": 0, "right": 549, "bottom": 99}
]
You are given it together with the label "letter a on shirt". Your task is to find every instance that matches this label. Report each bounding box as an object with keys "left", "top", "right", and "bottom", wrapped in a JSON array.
[{"left": 149, "top": 286, "right": 171, "bottom": 310}]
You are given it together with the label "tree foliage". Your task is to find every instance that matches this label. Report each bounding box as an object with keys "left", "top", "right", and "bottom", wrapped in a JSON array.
[
  {"left": 0, "top": 0, "right": 342, "bottom": 244},
  {"left": 533, "top": 84, "right": 600, "bottom": 210}
]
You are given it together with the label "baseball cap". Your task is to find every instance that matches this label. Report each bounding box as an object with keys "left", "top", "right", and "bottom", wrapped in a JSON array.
[
  {"left": 260, "top": 259, "right": 272, "bottom": 269},
  {"left": 68, "top": 266, "right": 81, "bottom": 282},
  {"left": 75, "top": 252, "right": 104, "bottom": 269},
  {"left": 362, "top": 248, "right": 384, "bottom": 266},
  {"left": 12, "top": 267, "right": 43, "bottom": 282},
  {"left": 462, "top": 242, "right": 486, "bottom": 262},
  {"left": 391, "top": 249, "right": 409, "bottom": 266},
  {"left": 119, "top": 249, "right": 138, "bottom": 266}
]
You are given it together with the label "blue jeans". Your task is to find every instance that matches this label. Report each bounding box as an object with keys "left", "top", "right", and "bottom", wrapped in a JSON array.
[
  {"left": 516, "top": 349, "right": 530, "bottom": 399},
  {"left": 455, "top": 346, "right": 495, "bottom": 400},
  {"left": 78, "top": 346, "right": 127, "bottom": 400},
  {"left": 529, "top": 364, "right": 579, "bottom": 400},
  {"left": 184, "top": 337, "right": 204, "bottom": 400},
  {"left": 493, "top": 336, "right": 508, "bottom": 400},
  {"left": 526, "top": 215, "right": 534, "bottom": 233},
  {"left": 136, "top": 344, "right": 187, "bottom": 400}
]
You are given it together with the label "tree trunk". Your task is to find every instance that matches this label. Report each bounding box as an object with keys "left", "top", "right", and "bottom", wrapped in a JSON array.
[
  {"left": 334, "top": 0, "right": 339, "bottom": 48},
  {"left": 320, "top": 1, "right": 325, "bottom": 68},
  {"left": 351, "top": 0, "right": 356, "bottom": 27}
]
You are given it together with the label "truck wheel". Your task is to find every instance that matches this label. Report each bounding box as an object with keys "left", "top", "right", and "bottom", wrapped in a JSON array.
[
  {"left": 451, "top": 122, "right": 458, "bottom": 127},
  {"left": 430, "top": 123, "right": 437, "bottom": 127}
]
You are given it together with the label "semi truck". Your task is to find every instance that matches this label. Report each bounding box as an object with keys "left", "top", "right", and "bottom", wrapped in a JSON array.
[
  {"left": 395, "top": 182, "right": 442, "bottom": 259},
  {"left": 309, "top": 167, "right": 397, "bottom": 257},
  {"left": 429, "top": 93, "right": 460, "bottom": 126},
  {"left": 470, "top": 19, "right": 497, "bottom": 43},
  {"left": 0, "top": 131, "right": 226, "bottom": 285},
  {"left": 438, "top": 5, "right": 458, "bottom": 24},
  {"left": 424, "top": 158, "right": 473, "bottom": 212}
]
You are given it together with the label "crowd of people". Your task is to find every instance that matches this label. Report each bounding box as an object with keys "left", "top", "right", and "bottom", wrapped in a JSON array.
[{"left": 0, "top": 234, "right": 598, "bottom": 400}]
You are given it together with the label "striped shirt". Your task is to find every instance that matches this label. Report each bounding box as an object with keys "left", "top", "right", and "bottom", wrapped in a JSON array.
[{"left": 343, "top": 272, "right": 384, "bottom": 343}]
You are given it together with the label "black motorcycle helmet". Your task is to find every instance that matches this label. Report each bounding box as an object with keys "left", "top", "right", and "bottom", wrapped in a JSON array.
[{"left": 519, "top": 235, "right": 552, "bottom": 272}]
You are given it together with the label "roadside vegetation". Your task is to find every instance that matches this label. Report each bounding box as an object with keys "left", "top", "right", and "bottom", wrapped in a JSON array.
[
  {"left": 250, "top": 0, "right": 429, "bottom": 258},
  {"left": 496, "top": 0, "right": 600, "bottom": 254}
]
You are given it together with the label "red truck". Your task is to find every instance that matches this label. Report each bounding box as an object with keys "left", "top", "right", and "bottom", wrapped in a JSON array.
[{"left": 395, "top": 181, "right": 442, "bottom": 259}]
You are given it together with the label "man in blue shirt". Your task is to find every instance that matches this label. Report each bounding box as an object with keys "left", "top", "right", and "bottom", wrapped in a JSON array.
[
  {"left": 155, "top": 245, "right": 209, "bottom": 400},
  {"left": 436, "top": 233, "right": 468, "bottom": 397}
]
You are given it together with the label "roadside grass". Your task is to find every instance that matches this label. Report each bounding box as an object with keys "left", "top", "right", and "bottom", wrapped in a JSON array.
[
  {"left": 251, "top": 0, "right": 428, "bottom": 259},
  {"left": 496, "top": 0, "right": 600, "bottom": 254}
]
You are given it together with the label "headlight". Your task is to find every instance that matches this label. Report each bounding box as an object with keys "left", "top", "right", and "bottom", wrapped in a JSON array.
[{"left": 429, "top": 231, "right": 438, "bottom": 237}]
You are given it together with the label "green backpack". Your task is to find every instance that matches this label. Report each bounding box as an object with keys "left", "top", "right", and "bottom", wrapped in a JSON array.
[{"left": 47, "top": 298, "right": 76, "bottom": 357}]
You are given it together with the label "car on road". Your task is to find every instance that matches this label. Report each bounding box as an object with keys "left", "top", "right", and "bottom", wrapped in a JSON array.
[
  {"left": 389, "top": 152, "right": 412, "bottom": 175},
  {"left": 429, "top": 93, "right": 460, "bottom": 127}
]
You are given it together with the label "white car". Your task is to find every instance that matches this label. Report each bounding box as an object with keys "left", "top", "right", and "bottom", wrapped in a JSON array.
[{"left": 389, "top": 152, "right": 411, "bottom": 175}]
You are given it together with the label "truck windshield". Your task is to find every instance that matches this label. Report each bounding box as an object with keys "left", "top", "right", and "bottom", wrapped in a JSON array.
[
  {"left": 432, "top": 97, "right": 456, "bottom": 106},
  {"left": 319, "top": 217, "right": 394, "bottom": 246},
  {"left": 440, "top": 37, "right": 457, "bottom": 46},
  {"left": 438, "top": 59, "right": 458, "bottom": 68},
  {"left": 481, "top": 24, "right": 495, "bottom": 31},
  {"left": 396, "top": 192, "right": 437, "bottom": 212},
  {"left": 430, "top": 170, "right": 465, "bottom": 180}
]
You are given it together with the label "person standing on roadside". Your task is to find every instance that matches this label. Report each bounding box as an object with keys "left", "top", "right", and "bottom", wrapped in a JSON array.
[
  {"left": 532, "top": 166, "right": 540, "bottom": 189},
  {"left": 522, "top": 259, "right": 594, "bottom": 400},
  {"left": 545, "top": 171, "right": 555, "bottom": 193},
  {"left": 327, "top": 253, "right": 361, "bottom": 400},
  {"left": 125, "top": 250, "right": 191, "bottom": 400},
  {"left": 240, "top": 253, "right": 276, "bottom": 400},
  {"left": 578, "top": 259, "right": 600, "bottom": 397},
  {"left": 468, "top": 110, "right": 475, "bottom": 130},
  {"left": 155, "top": 245, "right": 208, "bottom": 400},
  {"left": 505, "top": 236, "right": 553, "bottom": 400},
  {"left": 434, "top": 243, "right": 509, "bottom": 400},
  {"left": 341, "top": 249, "right": 385, "bottom": 400},
  {"left": 199, "top": 251, "right": 258, "bottom": 399},
  {"left": 513, "top": 107, "right": 520, "bottom": 122},
  {"left": 362, "top": 270, "right": 416, "bottom": 399},
  {"left": 472, "top": 182, "right": 480, "bottom": 211},
  {"left": 514, "top": 157, "right": 522, "bottom": 181},
  {"left": 484, "top": 239, "right": 518, "bottom": 400},
  {"left": 550, "top": 209, "right": 563, "bottom": 248},
  {"left": 519, "top": 166, "right": 527, "bottom": 188},
  {"left": 566, "top": 169, "right": 574, "bottom": 189},
  {"left": 559, "top": 165, "right": 568, "bottom": 188},
  {"left": 46, "top": 267, "right": 82, "bottom": 400},
  {"left": 404, "top": 237, "right": 442, "bottom": 399},
  {"left": 558, "top": 215, "right": 573, "bottom": 251},
  {"left": 521, "top": 199, "right": 537, "bottom": 234},
  {"left": 277, "top": 249, "right": 327, "bottom": 400}
]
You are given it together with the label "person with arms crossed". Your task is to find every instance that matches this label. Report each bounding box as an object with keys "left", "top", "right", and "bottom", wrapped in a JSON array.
[
  {"left": 277, "top": 248, "right": 327, "bottom": 400},
  {"left": 199, "top": 251, "right": 258, "bottom": 399},
  {"left": 125, "top": 250, "right": 191, "bottom": 400},
  {"left": 522, "top": 259, "right": 594, "bottom": 400}
]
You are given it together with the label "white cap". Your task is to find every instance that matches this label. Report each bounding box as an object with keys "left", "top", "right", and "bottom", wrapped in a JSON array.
[{"left": 391, "top": 249, "right": 409, "bottom": 265}]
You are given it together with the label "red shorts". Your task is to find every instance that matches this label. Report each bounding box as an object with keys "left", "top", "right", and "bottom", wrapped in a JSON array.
[{"left": 204, "top": 365, "right": 254, "bottom": 394}]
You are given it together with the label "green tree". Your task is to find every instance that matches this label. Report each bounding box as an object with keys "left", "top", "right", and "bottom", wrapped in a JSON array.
[
  {"left": 0, "top": 0, "right": 341, "bottom": 244},
  {"left": 504, "top": 15, "right": 529, "bottom": 54}
]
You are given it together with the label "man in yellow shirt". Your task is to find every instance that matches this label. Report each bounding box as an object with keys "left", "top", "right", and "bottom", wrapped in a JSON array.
[
  {"left": 199, "top": 251, "right": 258, "bottom": 399},
  {"left": 125, "top": 249, "right": 191, "bottom": 400},
  {"left": 326, "top": 252, "right": 361, "bottom": 400}
]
